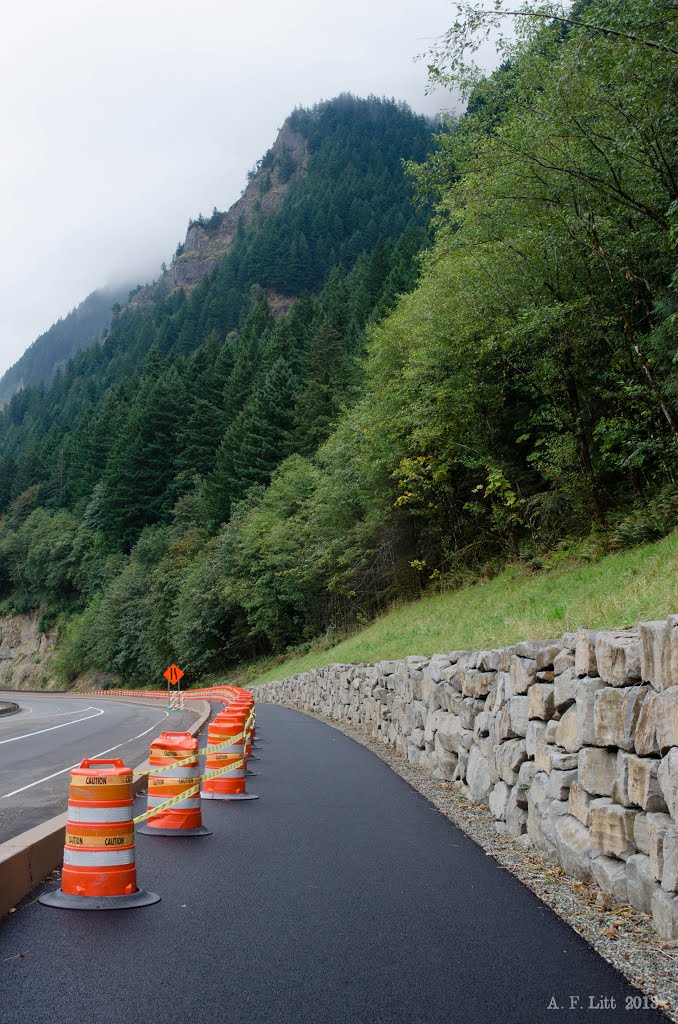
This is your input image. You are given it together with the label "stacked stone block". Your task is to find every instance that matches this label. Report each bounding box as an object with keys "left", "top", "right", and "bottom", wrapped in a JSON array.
[{"left": 253, "top": 616, "right": 678, "bottom": 938}]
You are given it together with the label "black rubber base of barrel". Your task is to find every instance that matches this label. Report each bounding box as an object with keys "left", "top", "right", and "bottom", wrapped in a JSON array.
[
  {"left": 245, "top": 769, "right": 259, "bottom": 776},
  {"left": 38, "top": 888, "right": 160, "bottom": 911},
  {"left": 136, "top": 825, "right": 212, "bottom": 837},
  {"left": 200, "top": 792, "right": 259, "bottom": 801}
]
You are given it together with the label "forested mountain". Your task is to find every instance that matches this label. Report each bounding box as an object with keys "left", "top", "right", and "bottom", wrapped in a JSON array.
[
  {"left": 130, "top": 94, "right": 433, "bottom": 319},
  {"left": 0, "top": 6, "right": 676, "bottom": 693},
  {"left": 0, "top": 284, "right": 130, "bottom": 407}
]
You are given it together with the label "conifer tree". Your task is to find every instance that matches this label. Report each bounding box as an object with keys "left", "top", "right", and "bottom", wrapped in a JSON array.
[
  {"left": 294, "top": 321, "right": 352, "bottom": 453},
  {"left": 98, "top": 356, "right": 186, "bottom": 550}
]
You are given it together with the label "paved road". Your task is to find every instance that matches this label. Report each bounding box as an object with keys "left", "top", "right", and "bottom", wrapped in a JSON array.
[
  {"left": 0, "top": 704, "right": 670, "bottom": 1024},
  {"left": 0, "top": 693, "right": 197, "bottom": 843}
]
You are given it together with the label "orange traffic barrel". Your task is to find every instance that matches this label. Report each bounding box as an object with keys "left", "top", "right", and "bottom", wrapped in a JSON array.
[
  {"left": 226, "top": 700, "right": 260, "bottom": 754},
  {"left": 201, "top": 713, "right": 258, "bottom": 802},
  {"left": 219, "top": 705, "right": 259, "bottom": 774},
  {"left": 137, "top": 732, "right": 211, "bottom": 837},
  {"left": 39, "top": 758, "right": 159, "bottom": 910}
]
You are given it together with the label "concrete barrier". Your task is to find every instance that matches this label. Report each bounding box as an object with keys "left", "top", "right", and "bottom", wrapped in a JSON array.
[
  {"left": 0, "top": 698, "right": 211, "bottom": 918},
  {"left": 0, "top": 701, "right": 19, "bottom": 717}
]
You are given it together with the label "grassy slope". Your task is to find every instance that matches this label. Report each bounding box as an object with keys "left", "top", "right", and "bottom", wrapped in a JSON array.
[{"left": 244, "top": 531, "right": 678, "bottom": 686}]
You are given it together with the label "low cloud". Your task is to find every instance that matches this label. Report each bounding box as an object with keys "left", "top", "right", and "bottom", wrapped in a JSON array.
[{"left": 0, "top": 0, "right": 462, "bottom": 377}]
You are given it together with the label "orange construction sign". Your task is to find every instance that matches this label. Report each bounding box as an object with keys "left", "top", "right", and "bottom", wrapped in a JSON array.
[{"left": 163, "top": 664, "right": 184, "bottom": 686}]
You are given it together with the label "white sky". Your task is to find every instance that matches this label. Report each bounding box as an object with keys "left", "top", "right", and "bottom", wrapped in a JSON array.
[{"left": 0, "top": 0, "right": 463, "bottom": 378}]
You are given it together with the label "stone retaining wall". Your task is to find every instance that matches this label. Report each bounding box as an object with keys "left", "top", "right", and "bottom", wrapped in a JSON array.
[{"left": 254, "top": 617, "right": 678, "bottom": 938}]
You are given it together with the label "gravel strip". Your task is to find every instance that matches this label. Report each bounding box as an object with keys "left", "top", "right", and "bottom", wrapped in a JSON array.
[{"left": 286, "top": 705, "right": 678, "bottom": 1021}]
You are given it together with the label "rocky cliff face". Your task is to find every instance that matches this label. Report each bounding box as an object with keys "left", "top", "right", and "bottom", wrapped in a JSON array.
[
  {"left": 130, "top": 122, "right": 308, "bottom": 308},
  {"left": 0, "top": 613, "right": 55, "bottom": 690}
]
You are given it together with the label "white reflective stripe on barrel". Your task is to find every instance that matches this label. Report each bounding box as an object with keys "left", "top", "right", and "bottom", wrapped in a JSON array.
[
  {"left": 67, "top": 805, "right": 133, "bottom": 823},
  {"left": 148, "top": 765, "right": 200, "bottom": 778},
  {"left": 63, "top": 848, "right": 135, "bottom": 866},
  {"left": 147, "top": 795, "right": 201, "bottom": 810}
]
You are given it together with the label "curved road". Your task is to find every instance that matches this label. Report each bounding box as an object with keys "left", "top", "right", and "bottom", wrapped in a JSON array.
[
  {"left": 0, "top": 693, "right": 198, "bottom": 843},
  {"left": 0, "top": 704, "right": 669, "bottom": 1024}
]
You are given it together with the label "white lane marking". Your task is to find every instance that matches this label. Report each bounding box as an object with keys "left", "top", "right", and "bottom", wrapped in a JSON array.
[
  {"left": 4, "top": 706, "right": 94, "bottom": 723},
  {"left": 0, "top": 710, "right": 169, "bottom": 799},
  {"left": 0, "top": 707, "right": 104, "bottom": 745}
]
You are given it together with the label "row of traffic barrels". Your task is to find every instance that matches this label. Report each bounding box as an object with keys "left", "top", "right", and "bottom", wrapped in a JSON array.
[{"left": 39, "top": 689, "right": 258, "bottom": 910}]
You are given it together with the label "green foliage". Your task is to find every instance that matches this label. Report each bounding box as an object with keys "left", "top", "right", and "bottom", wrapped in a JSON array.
[
  {"left": 245, "top": 529, "right": 678, "bottom": 686},
  {"left": 609, "top": 487, "right": 678, "bottom": 550},
  {"left": 1, "top": 40, "right": 677, "bottom": 691}
]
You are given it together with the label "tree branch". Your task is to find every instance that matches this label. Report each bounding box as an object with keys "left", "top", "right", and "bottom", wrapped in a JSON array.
[{"left": 483, "top": 9, "right": 678, "bottom": 55}]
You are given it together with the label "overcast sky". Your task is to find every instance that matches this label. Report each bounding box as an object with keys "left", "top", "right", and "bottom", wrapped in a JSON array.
[{"left": 0, "top": 0, "right": 464, "bottom": 378}]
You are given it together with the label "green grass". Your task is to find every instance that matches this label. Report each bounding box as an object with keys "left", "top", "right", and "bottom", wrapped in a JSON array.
[{"left": 241, "top": 531, "right": 678, "bottom": 687}]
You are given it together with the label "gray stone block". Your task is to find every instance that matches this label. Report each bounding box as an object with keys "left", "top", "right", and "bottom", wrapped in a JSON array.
[
  {"left": 556, "top": 678, "right": 603, "bottom": 751},
  {"left": 526, "top": 719, "right": 546, "bottom": 757},
  {"left": 627, "top": 754, "right": 668, "bottom": 812},
  {"left": 658, "top": 748, "right": 678, "bottom": 819},
  {"left": 553, "top": 667, "right": 578, "bottom": 713},
  {"left": 528, "top": 682, "right": 555, "bottom": 721},
  {"left": 661, "top": 826, "right": 678, "bottom": 893},
  {"left": 647, "top": 813, "right": 674, "bottom": 881},
  {"left": 498, "top": 696, "right": 529, "bottom": 740},
  {"left": 635, "top": 691, "right": 660, "bottom": 756},
  {"left": 496, "top": 738, "right": 528, "bottom": 785},
  {"left": 536, "top": 644, "right": 564, "bottom": 671},
  {"left": 575, "top": 629, "right": 599, "bottom": 677},
  {"left": 655, "top": 687, "right": 678, "bottom": 752},
  {"left": 516, "top": 761, "right": 535, "bottom": 809},
  {"left": 593, "top": 684, "right": 650, "bottom": 751},
  {"left": 594, "top": 631, "right": 641, "bottom": 687},
  {"left": 590, "top": 804, "right": 638, "bottom": 860},
  {"left": 489, "top": 780, "right": 511, "bottom": 820},
  {"left": 652, "top": 888, "right": 678, "bottom": 939},
  {"left": 626, "top": 854, "right": 659, "bottom": 914},
  {"left": 461, "top": 669, "right": 495, "bottom": 698},
  {"left": 547, "top": 768, "right": 578, "bottom": 801},
  {"left": 640, "top": 619, "right": 678, "bottom": 691},
  {"left": 578, "top": 747, "right": 617, "bottom": 796},
  {"left": 591, "top": 855, "right": 628, "bottom": 903},
  {"left": 510, "top": 656, "right": 536, "bottom": 695},
  {"left": 466, "top": 745, "right": 497, "bottom": 803},
  {"left": 555, "top": 815, "right": 600, "bottom": 881},
  {"left": 554, "top": 649, "right": 576, "bottom": 676}
]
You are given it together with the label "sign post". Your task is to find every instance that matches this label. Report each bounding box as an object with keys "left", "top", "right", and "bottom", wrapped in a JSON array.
[{"left": 163, "top": 663, "right": 185, "bottom": 711}]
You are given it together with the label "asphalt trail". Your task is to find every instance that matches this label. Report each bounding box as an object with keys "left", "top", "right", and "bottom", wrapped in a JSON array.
[
  {"left": 0, "top": 704, "right": 670, "bottom": 1024},
  {"left": 0, "top": 694, "right": 197, "bottom": 842}
]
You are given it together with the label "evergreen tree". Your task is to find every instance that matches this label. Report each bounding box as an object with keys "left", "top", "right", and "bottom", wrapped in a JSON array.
[
  {"left": 294, "top": 321, "right": 352, "bottom": 453},
  {"left": 231, "top": 357, "right": 298, "bottom": 496},
  {"left": 98, "top": 355, "right": 186, "bottom": 550}
]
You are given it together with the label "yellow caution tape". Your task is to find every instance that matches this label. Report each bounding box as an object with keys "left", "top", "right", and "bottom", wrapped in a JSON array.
[
  {"left": 133, "top": 716, "right": 253, "bottom": 778},
  {"left": 132, "top": 757, "right": 247, "bottom": 825},
  {"left": 199, "top": 757, "right": 247, "bottom": 786},
  {"left": 132, "top": 782, "right": 202, "bottom": 824}
]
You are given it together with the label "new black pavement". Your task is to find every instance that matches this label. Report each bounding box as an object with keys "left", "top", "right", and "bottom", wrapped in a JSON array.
[{"left": 0, "top": 704, "right": 670, "bottom": 1024}]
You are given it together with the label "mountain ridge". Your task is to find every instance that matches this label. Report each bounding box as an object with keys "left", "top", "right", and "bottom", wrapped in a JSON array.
[
  {"left": 0, "top": 283, "right": 131, "bottom": 407},
  {"left": 129, "top": 121, "right": 309, "bottom": 309}
]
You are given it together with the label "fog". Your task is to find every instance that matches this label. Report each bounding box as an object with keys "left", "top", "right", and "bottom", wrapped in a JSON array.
[{"left": 0, "top": 0, "right": 465, "bottom": 377}]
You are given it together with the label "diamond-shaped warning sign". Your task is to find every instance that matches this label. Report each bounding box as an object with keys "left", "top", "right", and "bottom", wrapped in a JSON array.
[{"left": 163, "top": 663, "right": 184, "bottom": 686}]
